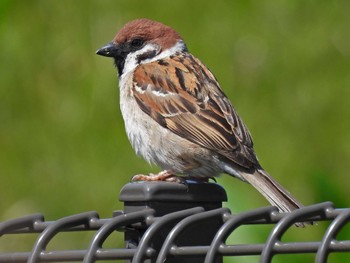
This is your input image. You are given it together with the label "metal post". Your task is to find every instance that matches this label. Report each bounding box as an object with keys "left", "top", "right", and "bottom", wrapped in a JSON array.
[{"left": 119, "top": 181, "right": 227, "bottom": 263}]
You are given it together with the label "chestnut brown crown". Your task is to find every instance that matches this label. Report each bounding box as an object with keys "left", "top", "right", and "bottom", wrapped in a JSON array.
[{"left": 113, "top": 18, "right": 183, "bottom": 51}]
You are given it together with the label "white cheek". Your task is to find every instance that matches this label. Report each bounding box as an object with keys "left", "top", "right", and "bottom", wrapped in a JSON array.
[
  {"left": 122, "top": 44, "right": 159, "bottom": 77},
  {"left": 120, "top": 40, "right": 186, "bottom": 80}
]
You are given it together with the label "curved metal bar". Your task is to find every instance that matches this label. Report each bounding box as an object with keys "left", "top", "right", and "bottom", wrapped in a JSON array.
[
  {"left": 156, "top": 208, "right": 229, "bottom": 263},
  {"left": 28, "top": 211, "right": 99, "bottom": 263},
  {"left": 3, "top": 201, "right": 350, "bottom": 262},
  {"left": 205, "top": 206, "right": 277, "bottom": 263},
  {"left": 260, "top": 202, "right": 334, "bottom": 263},
  {"left": 132, "top": 207, "right": 204, "bottom": 263},
  {"left": 316, "top": 208, "right": 350, "bottom": 263},
  {"left": 0, "top": 213, "right": 44, "bottom": 236},
  {"left": 83, "top": 209, "right": 154, "bottom": 263}
]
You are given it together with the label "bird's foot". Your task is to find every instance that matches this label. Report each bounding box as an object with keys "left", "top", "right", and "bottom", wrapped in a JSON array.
[{"left": 131, "top": 170, "right": 185, "bottom": 183}]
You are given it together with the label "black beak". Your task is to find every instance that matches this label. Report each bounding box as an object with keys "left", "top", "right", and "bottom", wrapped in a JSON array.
[{"left": 96, "top": 42, "right": 119, "bottom": 57}]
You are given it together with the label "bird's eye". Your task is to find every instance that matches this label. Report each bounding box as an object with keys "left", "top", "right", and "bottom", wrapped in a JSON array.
[{"left": 130, "top": 38, "right": 144, "bottom": 48}]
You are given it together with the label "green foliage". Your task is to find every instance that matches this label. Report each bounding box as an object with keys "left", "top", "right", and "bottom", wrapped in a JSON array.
[{"left": 1, "top": 1, "right": 350, "bottom": 262}]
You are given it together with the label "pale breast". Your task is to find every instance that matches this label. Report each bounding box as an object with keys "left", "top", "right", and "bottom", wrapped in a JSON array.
[{"left": 119, "top": 80, "right": 220, "bottom": 177}]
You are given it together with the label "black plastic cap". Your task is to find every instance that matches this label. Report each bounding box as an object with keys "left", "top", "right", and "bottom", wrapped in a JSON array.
[{"left": 119, "top": 181, "right": 227, "bottom": 202}]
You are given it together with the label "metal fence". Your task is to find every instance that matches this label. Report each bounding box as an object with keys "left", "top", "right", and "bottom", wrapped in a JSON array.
[{"left": 1, "top": 182, "right": 350, "bottom": 262}]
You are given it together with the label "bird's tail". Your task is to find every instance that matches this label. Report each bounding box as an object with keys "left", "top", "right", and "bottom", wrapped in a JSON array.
[
  {"left": 238, "top": 169, "right": 303, "bottom": 213},
  {"left": 228, "top": 168, "right": 312, "bottom": 226}
]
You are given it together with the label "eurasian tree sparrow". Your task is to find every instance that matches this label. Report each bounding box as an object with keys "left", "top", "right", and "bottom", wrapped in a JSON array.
[{"left": 96, "top": 19, "right": 304, "bottom": 215}]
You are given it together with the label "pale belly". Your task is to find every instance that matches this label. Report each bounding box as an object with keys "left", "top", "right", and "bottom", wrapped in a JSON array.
[{"left": 119, "top": 89, "right": 222, "bottom": 178}]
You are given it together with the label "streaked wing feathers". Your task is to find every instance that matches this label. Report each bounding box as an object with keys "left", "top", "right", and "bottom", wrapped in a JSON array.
[{"left": 132, "top": 53, "right": 258, "bottom": 169}]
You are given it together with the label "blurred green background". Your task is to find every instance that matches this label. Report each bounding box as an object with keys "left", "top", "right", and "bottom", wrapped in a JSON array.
[{"left": 1, "top": 0, "right": 350, "bottom": 262}]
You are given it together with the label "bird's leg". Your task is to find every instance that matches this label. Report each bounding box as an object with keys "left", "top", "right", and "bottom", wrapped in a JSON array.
[{"left": 131, "top": 170, "right": 185, "bottom": 183}]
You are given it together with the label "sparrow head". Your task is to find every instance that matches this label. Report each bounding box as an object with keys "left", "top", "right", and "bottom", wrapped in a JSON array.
[{"left": 96, "top": 19, "right": 187, "bottom": 77}]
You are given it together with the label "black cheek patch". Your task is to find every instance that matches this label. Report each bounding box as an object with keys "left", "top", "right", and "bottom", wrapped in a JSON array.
[{"left": 136, "top": 50, "right": 158, "bottom": 64}]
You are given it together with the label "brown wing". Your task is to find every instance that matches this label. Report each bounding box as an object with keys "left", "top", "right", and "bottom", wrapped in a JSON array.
[{"left": 131, "top": 53, "right": 259, "bottom": 169}]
